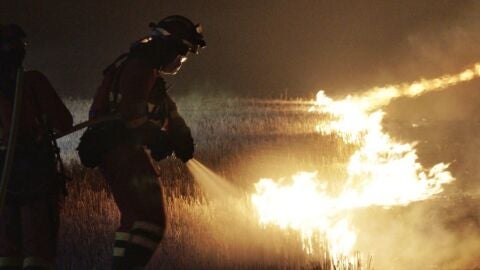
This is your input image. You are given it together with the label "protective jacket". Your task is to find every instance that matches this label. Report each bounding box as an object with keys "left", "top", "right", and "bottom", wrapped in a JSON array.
[{"left": 0, "top": 70, "right": 73, "bottom": 269}]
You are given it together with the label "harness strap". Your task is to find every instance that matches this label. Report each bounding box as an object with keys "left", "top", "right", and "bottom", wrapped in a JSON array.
[{"left": 107, "top": 53, "right": 129, "bottom": 113}]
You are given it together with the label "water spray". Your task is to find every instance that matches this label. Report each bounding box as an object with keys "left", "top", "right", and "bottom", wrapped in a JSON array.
[{"left": 186, "top": 159, "right": 238, "bottom": 200}]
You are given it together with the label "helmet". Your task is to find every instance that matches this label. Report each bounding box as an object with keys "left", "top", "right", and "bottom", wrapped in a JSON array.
[
  {"left": 0, "top": 24, "right": 26, "bottom": 52},
  {"left": 0, "top": 24, "right": 26, "bottom": 70},
  {"left": 0, "top": 24, "right": 26, "bottom": 97},
  {"left": 148, "top": 15, "right": 206, "bottom": 54}
]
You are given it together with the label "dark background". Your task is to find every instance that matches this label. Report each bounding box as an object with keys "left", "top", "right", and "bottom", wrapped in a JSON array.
[
  {"left": 3, "top": 3, "right": 480, "bottom": 268},
  {"left": 2, "top": 0, "right": 480, "bottom": 101}
]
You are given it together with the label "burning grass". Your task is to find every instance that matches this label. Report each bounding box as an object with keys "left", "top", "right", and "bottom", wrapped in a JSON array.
[{"left": 56, "top": 96, "right": 479, "bottom": 269}]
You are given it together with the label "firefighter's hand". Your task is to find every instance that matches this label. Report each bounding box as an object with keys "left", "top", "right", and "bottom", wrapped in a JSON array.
[
  {"left": 137, "top": 121, "right": 173, "bottom": 160},
  {"left": 149, "top": 130, "right": 173, "bottom": 161},
  {"left": 171, "top": 126, "right": 194, "bottom": 162}
]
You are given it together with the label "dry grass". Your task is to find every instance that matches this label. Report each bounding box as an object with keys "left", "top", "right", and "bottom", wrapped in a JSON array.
[
  {"left": 55, "top": 96, "right": 479, "bottom": 270},
  {"left": 56, "top": 97, "right": 368, "bottom": 270}
]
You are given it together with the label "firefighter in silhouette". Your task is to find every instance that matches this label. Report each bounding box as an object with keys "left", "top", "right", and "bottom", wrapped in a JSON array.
[
  {"left": 0, "top": 24, "right": 73, "bottom": 270},
  {"left": 77, "top": 15, "right": 205, "bottom": 269}
]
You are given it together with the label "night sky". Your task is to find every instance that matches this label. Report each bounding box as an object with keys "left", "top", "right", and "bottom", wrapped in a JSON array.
[{"left": 3, "top": 0, "right": 480, "bottom": 101}]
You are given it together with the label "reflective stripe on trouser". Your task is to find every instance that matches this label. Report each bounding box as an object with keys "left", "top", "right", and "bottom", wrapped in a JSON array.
[
  {"left": 112, "top": 232, "right": 130, "bottom": 270},
  {"left": 130, "top": 221, "right": 164, "bottom": 249},
  {"left": 111, "top": 221, "right": 164, "bottom": 270},
  {"left": 22, "top": 257, "right": 53, "bottom": 270},
  {"left": 0, "top": 257, "right": 22, "bottom": 269}
]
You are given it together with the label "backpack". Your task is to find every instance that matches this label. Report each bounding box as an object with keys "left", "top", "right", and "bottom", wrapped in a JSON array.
[
  {"left": 88, "top": 53, "right": 129, "bottom": 119},
  {"left": 78, "top": 54, "right": 131, "bottom": 168}
]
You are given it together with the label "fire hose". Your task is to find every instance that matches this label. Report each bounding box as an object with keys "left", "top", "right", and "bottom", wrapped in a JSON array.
[
  {"left": 0, "top": 66, "right": 24, "bottom": 210},
  {"left": 54, "top": 113, "right": 121, "bottom": 139}
]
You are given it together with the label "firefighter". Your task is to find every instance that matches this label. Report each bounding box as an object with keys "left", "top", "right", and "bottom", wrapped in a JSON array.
[
  {"left": 0, "top": 24, "right": 73, "bottom": 270},
  {"left": 77, "top": 15, "right": 205, "bottom": 269}
]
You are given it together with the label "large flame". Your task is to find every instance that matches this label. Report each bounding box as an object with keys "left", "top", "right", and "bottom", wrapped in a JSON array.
[{"left": 251, "top": 63, "right": 480, "bottom": 259}]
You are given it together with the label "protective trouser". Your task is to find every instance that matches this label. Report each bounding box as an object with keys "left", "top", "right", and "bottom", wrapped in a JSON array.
[
  {"left": 101, "top": 144, "right": 167, "bottom": 270},
  {"left": 0, "top": 199, "right": 57, "bottom": 270}
]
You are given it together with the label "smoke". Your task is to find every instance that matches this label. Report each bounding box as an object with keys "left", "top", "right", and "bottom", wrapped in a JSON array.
[
  {"left": 405, "top": 4, "right": 480, "bottom": 73},
  {"left": 368, "top": 7, "right": 480, "bottom": 268},
  {"left": 385, "top": 1, "right": 480, "bottom": 117},
  {"left": 353, "top": 197, "right": 480, "bottom": 270}
]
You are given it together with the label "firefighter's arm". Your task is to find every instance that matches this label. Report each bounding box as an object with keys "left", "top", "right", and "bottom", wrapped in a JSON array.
[
  {"left": 117, "top": 59, "right": 173, "bottom": 159},
  {"left": 166, "top": 97, "right": 194, "bottom": 162},
  {"left": 117, "top": 58, "right": 156, "bottom": 128},
  {"left": 30, "top": 71, "right": 73, "bottom": 133}
]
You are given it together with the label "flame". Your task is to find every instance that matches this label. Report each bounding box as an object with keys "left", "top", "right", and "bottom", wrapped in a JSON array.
[
  {"left": 251, "top": 172, "right": 358, "bottom": 256},
  {"left": 251, "top": 63, "right": 480, "bottom": 259}
]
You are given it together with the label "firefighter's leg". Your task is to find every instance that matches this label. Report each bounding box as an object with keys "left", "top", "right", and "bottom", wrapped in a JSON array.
[
  {"left": 122, "top": 220, "right": 165, "bottom": 270},
  {"left": 103, "top": 144, "right": 167, "bottom": 270},
  {"left": 0, "top": 203, "right": 22, "bottom": 270},
  {"left": 20, "top": 197, "right": 58, "bottom": 270}
]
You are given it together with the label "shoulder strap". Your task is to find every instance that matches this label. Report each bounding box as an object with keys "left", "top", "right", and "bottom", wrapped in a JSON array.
[
  {"left": 107, "top": 53, "right": 129, "bottom": 113},
  {"left": 103, "top": 53, "right": 129, "bottom": 75},
  {"left": 29, "top": 83, "right": 48, "bottom": 129}
]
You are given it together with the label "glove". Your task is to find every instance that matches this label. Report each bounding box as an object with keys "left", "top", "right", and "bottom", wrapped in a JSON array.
[
  {"left": 135, "top": 121, "right": 173, "bottom": 161},
  {"left": 149, "top": 130, "right": 173, "bottom": 161},
  {"left": 170, "top": 125, "right": 194, "bottom": 162}
]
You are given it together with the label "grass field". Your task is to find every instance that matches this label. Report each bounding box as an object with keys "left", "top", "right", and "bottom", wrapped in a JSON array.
[{"left": 55, "top": 96, "right": 480, "bottom": 270}]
